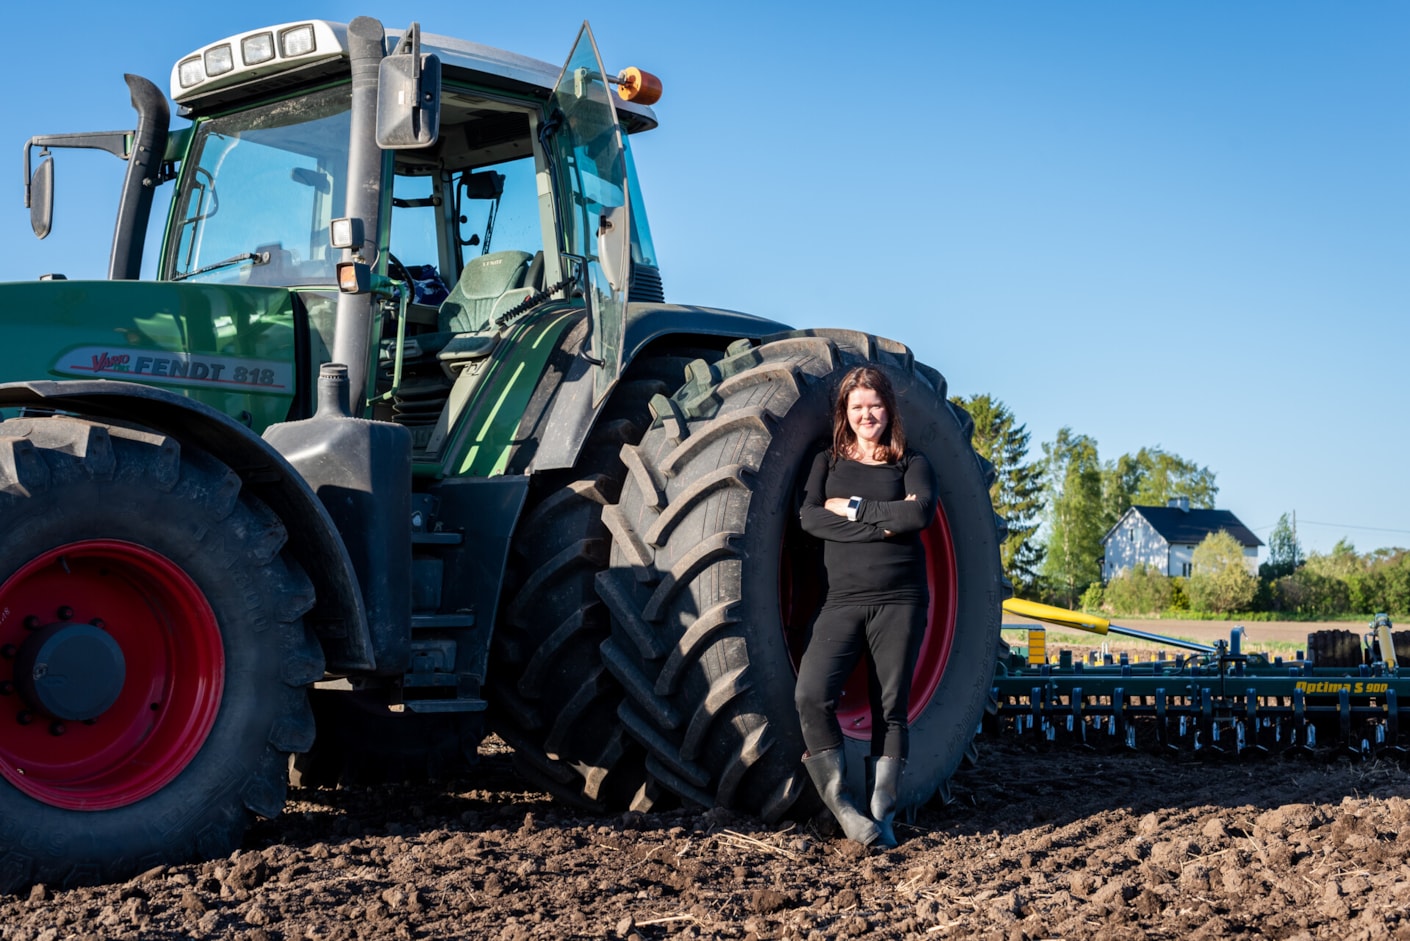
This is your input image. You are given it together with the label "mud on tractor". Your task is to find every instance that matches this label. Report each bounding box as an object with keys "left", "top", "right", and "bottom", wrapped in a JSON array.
[{"left": 2, "top": 17, "right": 1007, "bottom": 890}]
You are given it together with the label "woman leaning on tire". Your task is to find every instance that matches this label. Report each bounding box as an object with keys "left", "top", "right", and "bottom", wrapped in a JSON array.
[{"left": 794, "top": 365, "right": 936, "bottom": 849}]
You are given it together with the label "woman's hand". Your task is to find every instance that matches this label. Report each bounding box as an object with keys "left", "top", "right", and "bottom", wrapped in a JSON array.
[{"left": 829, "top": 494, "right": 916, "bottom": 529}]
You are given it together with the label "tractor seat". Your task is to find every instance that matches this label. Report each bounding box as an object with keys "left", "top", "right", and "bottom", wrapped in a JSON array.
[
  {"left": 378, "top": 250, "right": 543, "bottom": 368},
  {"left": 438, "top": 250, "right": 533, "bottom": 334}
]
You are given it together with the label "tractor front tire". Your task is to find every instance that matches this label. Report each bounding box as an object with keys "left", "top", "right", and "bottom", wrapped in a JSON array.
[
  {"left": 487, "top": 357, "right": 701, "bottom": 811},
  {"left": 598, "top": 330, "right": 1006, "bottom": 821},
  {"left": 0, "top": 417, "right": 323, "bottom": 892}
]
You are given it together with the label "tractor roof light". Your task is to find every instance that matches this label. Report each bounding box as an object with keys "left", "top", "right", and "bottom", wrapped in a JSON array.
[
  {"left": 242, "top": 32, "right": 276, "bottom": 66},
  {"left": 279, "top": 24, "right": 317, "bottom": 58},
  {"left": 176, "top": 57, "right": 204, "bottom": 89},
  {"left": 171, "top": 21, "right": 347, "bottom": 105},
  {"left": 203, "top": 45, "right": 235, "bottom": 78}
]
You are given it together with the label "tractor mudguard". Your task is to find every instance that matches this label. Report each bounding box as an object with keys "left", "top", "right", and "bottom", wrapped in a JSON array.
[
  {"left": 264, "top": 370, "right": 414, "bottom": 678},
  {"left": 621, "top": 303, "right": 788, "bottom": 360},
  {"left": 523, "top": 302, "right": 790, "bottom": 473},
  {"left": 0, "top": 379, "right": 372, "bottom": 672}
]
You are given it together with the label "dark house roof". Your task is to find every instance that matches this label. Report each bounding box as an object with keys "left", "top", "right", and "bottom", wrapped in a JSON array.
[{"left": 1114, "top": 505, "right": 1264, "bottom": 549}]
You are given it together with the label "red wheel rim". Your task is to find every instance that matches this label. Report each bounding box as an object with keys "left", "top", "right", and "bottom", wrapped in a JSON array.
[
  {"left": 0, "top": 541, "right": 224, "bottom": 810},
  {"left": 783, "top": 505, "right": 959, "bottom": 740}
]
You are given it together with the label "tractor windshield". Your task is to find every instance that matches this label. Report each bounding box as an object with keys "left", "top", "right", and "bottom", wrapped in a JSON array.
[{"left": 166, "top": 86, "right": 351, "bottom": 287}]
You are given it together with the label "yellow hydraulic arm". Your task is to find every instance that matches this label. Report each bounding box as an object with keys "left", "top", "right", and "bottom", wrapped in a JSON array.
[{"left": 1002, "top": 598, "right": 1216, "bottom": 654}]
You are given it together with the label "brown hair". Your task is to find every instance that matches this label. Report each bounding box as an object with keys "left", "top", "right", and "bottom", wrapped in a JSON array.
[{"left": 830, "top": 366, "right": 906, "bottom": 463}]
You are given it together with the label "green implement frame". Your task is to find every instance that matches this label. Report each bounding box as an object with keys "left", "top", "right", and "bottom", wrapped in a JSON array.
[{"left": 990, "top": 602, "right": 1407, "bottom": 757}]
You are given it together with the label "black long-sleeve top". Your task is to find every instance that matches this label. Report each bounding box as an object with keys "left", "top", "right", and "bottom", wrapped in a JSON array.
[{"left": 798, "top": 449, "right": 937, "bottom": 605}]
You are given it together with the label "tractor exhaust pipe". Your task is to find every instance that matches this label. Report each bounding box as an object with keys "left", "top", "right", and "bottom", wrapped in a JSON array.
[
  {"left": 331, "top": 16, "right": 387, "bottom": 412},
  {"left": 108, "top": 75, "right": 170, "bottom": 280}
]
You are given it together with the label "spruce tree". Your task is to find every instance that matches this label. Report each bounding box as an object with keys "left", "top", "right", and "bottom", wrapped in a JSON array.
[{"left": 951, "top": 394, "right": 1046, "bottom": 595}]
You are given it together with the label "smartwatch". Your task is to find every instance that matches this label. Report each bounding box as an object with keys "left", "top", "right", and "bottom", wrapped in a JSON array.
[{"left": 845, "top": 496, "right": 862, "bottom": 521}]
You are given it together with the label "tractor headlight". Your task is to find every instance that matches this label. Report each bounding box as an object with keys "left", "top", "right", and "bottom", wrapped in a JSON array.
[
  {"left": 280, "top": 24, "right": 317, "bottom": 58},
  {"left": 241, "top": 32, "right": 276, "bottom": 66},
  {"left": 329, "top": 217, "right": 363, "bottom": 250},
  {"left": 177, "top": 57, "right": 204, "bottom": 89},
  {"left": 203, "top": 44, "right": 234, "bottom": 78},
  {"left": 172, "top": 21, "right": 345, "bottom": 104}
]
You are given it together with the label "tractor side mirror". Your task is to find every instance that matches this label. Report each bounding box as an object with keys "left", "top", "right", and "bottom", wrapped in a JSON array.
[
  {"left": 376, "top": 24, "right": 441, "bottom": 149},
  {"left": 26, "top": 147, "right": 54, "bottom": 240}
]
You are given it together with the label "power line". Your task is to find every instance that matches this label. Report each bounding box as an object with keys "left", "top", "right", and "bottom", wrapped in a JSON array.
[
  {"left": 1298, "top": 520, "right": 1410, "bottom": 536},
  {"left": 1248, "top": 519, "right": 1410, "bottom": 536}
]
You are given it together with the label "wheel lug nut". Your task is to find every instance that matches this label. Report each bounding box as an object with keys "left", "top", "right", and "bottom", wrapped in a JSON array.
[
  {"left": 90, "top": 618, "right": 106, "bottom": 629},
  {"left": 0, "top": 681, "right": 11, "bottom": 695},
  {"left": 22, "top": 615, "right": 39, "bottom": 630},
  {"left": 56, "top": 606, "right": 74, "bottom": 621},
  {"left": 0, "top": 645, "right": 15, "bottom": 659},
  {"left": 49, "top": 722, "right": 65, "bottom": 736},
  {"left": 16, "top": 711, "right": 33, "bottom": 726}
]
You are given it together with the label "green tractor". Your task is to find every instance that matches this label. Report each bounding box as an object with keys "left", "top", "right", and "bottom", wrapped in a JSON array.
[{"left": 2, "top": 16, "right": 1004, "bottom": 890}]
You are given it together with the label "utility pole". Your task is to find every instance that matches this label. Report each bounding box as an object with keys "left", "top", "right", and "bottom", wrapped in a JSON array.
[{"left": 1292, "top": 509, "right": 1299, "bottom": 567}]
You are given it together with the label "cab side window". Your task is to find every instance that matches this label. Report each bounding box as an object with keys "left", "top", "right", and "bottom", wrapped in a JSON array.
[{"left": 387, "top": 102, "right": 545, "bottom": 334}]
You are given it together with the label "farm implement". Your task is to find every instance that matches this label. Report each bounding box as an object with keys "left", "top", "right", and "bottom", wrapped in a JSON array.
[{"left": 989, "top": 600, "right": 1409, "bottom": 758}]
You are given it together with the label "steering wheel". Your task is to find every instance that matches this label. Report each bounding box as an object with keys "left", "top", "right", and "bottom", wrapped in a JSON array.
[{"left": 388, "top": 253, "right": 415, "bottom": 295}]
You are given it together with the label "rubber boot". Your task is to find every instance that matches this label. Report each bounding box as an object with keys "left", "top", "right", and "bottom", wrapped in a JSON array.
[
  {"left": 868, "top": 756, "right": 903, "bottom": 848},
  {"left": 803, "top": 749, "right": 881, "bottom": 847}
]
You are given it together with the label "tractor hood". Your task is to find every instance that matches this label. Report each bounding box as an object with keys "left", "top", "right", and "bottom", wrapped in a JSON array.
[{"left": 0, "top": 280, "right": 305, "bottom": 433}]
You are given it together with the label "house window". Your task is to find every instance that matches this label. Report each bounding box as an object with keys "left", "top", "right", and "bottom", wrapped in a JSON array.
[{"left": 1181, "top": 562, "right": 1191, "bottom": 577}]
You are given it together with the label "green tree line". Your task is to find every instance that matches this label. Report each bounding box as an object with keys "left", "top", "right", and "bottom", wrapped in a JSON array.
[
  {"left": 953, "top": 396, "right": 1407, "bottom": 619},
  {"left": 1089, "top": 526, "right": 1410, "bottom": 619}
]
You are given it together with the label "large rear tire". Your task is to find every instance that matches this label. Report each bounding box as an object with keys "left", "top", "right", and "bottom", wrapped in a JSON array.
[
  {"left": 598, "top": 331, "right": 1006, "bottom": 820},
  {"left": 0, "top": 417, "right": 323, "bottom": 892}
]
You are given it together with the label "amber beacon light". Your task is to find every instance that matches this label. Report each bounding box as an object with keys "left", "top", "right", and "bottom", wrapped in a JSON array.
[{"left": 613, "top": 67, "right": 662, "bottom": 104}]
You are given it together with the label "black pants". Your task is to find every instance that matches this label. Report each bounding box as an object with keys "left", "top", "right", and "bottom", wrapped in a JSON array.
[{"left": 794, "top": 602, "right": 926, "bottom": 759}]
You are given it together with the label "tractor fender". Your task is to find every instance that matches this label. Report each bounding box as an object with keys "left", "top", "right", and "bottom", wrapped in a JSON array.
[
  {"left": 522, "top": 303, "right": 791, "bottom": 473},
  {"left": 0, "top": 379, "right": 373, "bottom": 672},
  {"left": 621, "top": 303, "right": 791, "bottom": 363}
]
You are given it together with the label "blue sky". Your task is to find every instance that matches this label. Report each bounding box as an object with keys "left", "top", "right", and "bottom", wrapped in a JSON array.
[{"left": 5, "top": 2, "right": 1407, "bottom": 556}]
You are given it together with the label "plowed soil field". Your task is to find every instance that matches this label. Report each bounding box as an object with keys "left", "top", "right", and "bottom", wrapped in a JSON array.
[{"left": 4, "top": 620, "right": 1409, "bottom": 941}]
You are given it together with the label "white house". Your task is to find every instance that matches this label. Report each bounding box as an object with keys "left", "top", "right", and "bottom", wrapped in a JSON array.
[{"left": 1100, "top": 498, "right": 1262, "bottom": 581}]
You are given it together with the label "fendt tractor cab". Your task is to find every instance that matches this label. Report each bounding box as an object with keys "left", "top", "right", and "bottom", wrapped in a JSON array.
[{"left": 2, "top": 17, "right": 1003, "bottom": 890}]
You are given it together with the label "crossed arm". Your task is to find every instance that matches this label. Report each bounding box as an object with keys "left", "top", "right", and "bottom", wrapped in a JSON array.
[{"left": 798, "top": 452, "right": 937, "bottom": 543}]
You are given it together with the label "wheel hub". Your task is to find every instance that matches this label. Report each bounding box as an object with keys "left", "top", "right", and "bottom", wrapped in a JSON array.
[
  {"left": 15, "top": 619, "right": 126, "bottom": 721},
  {"left": 0, "top": 540, "right": 225, "bottom": 810},
  {"left": 782, "top": 507, "right": 959, "bottom": 738}
]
